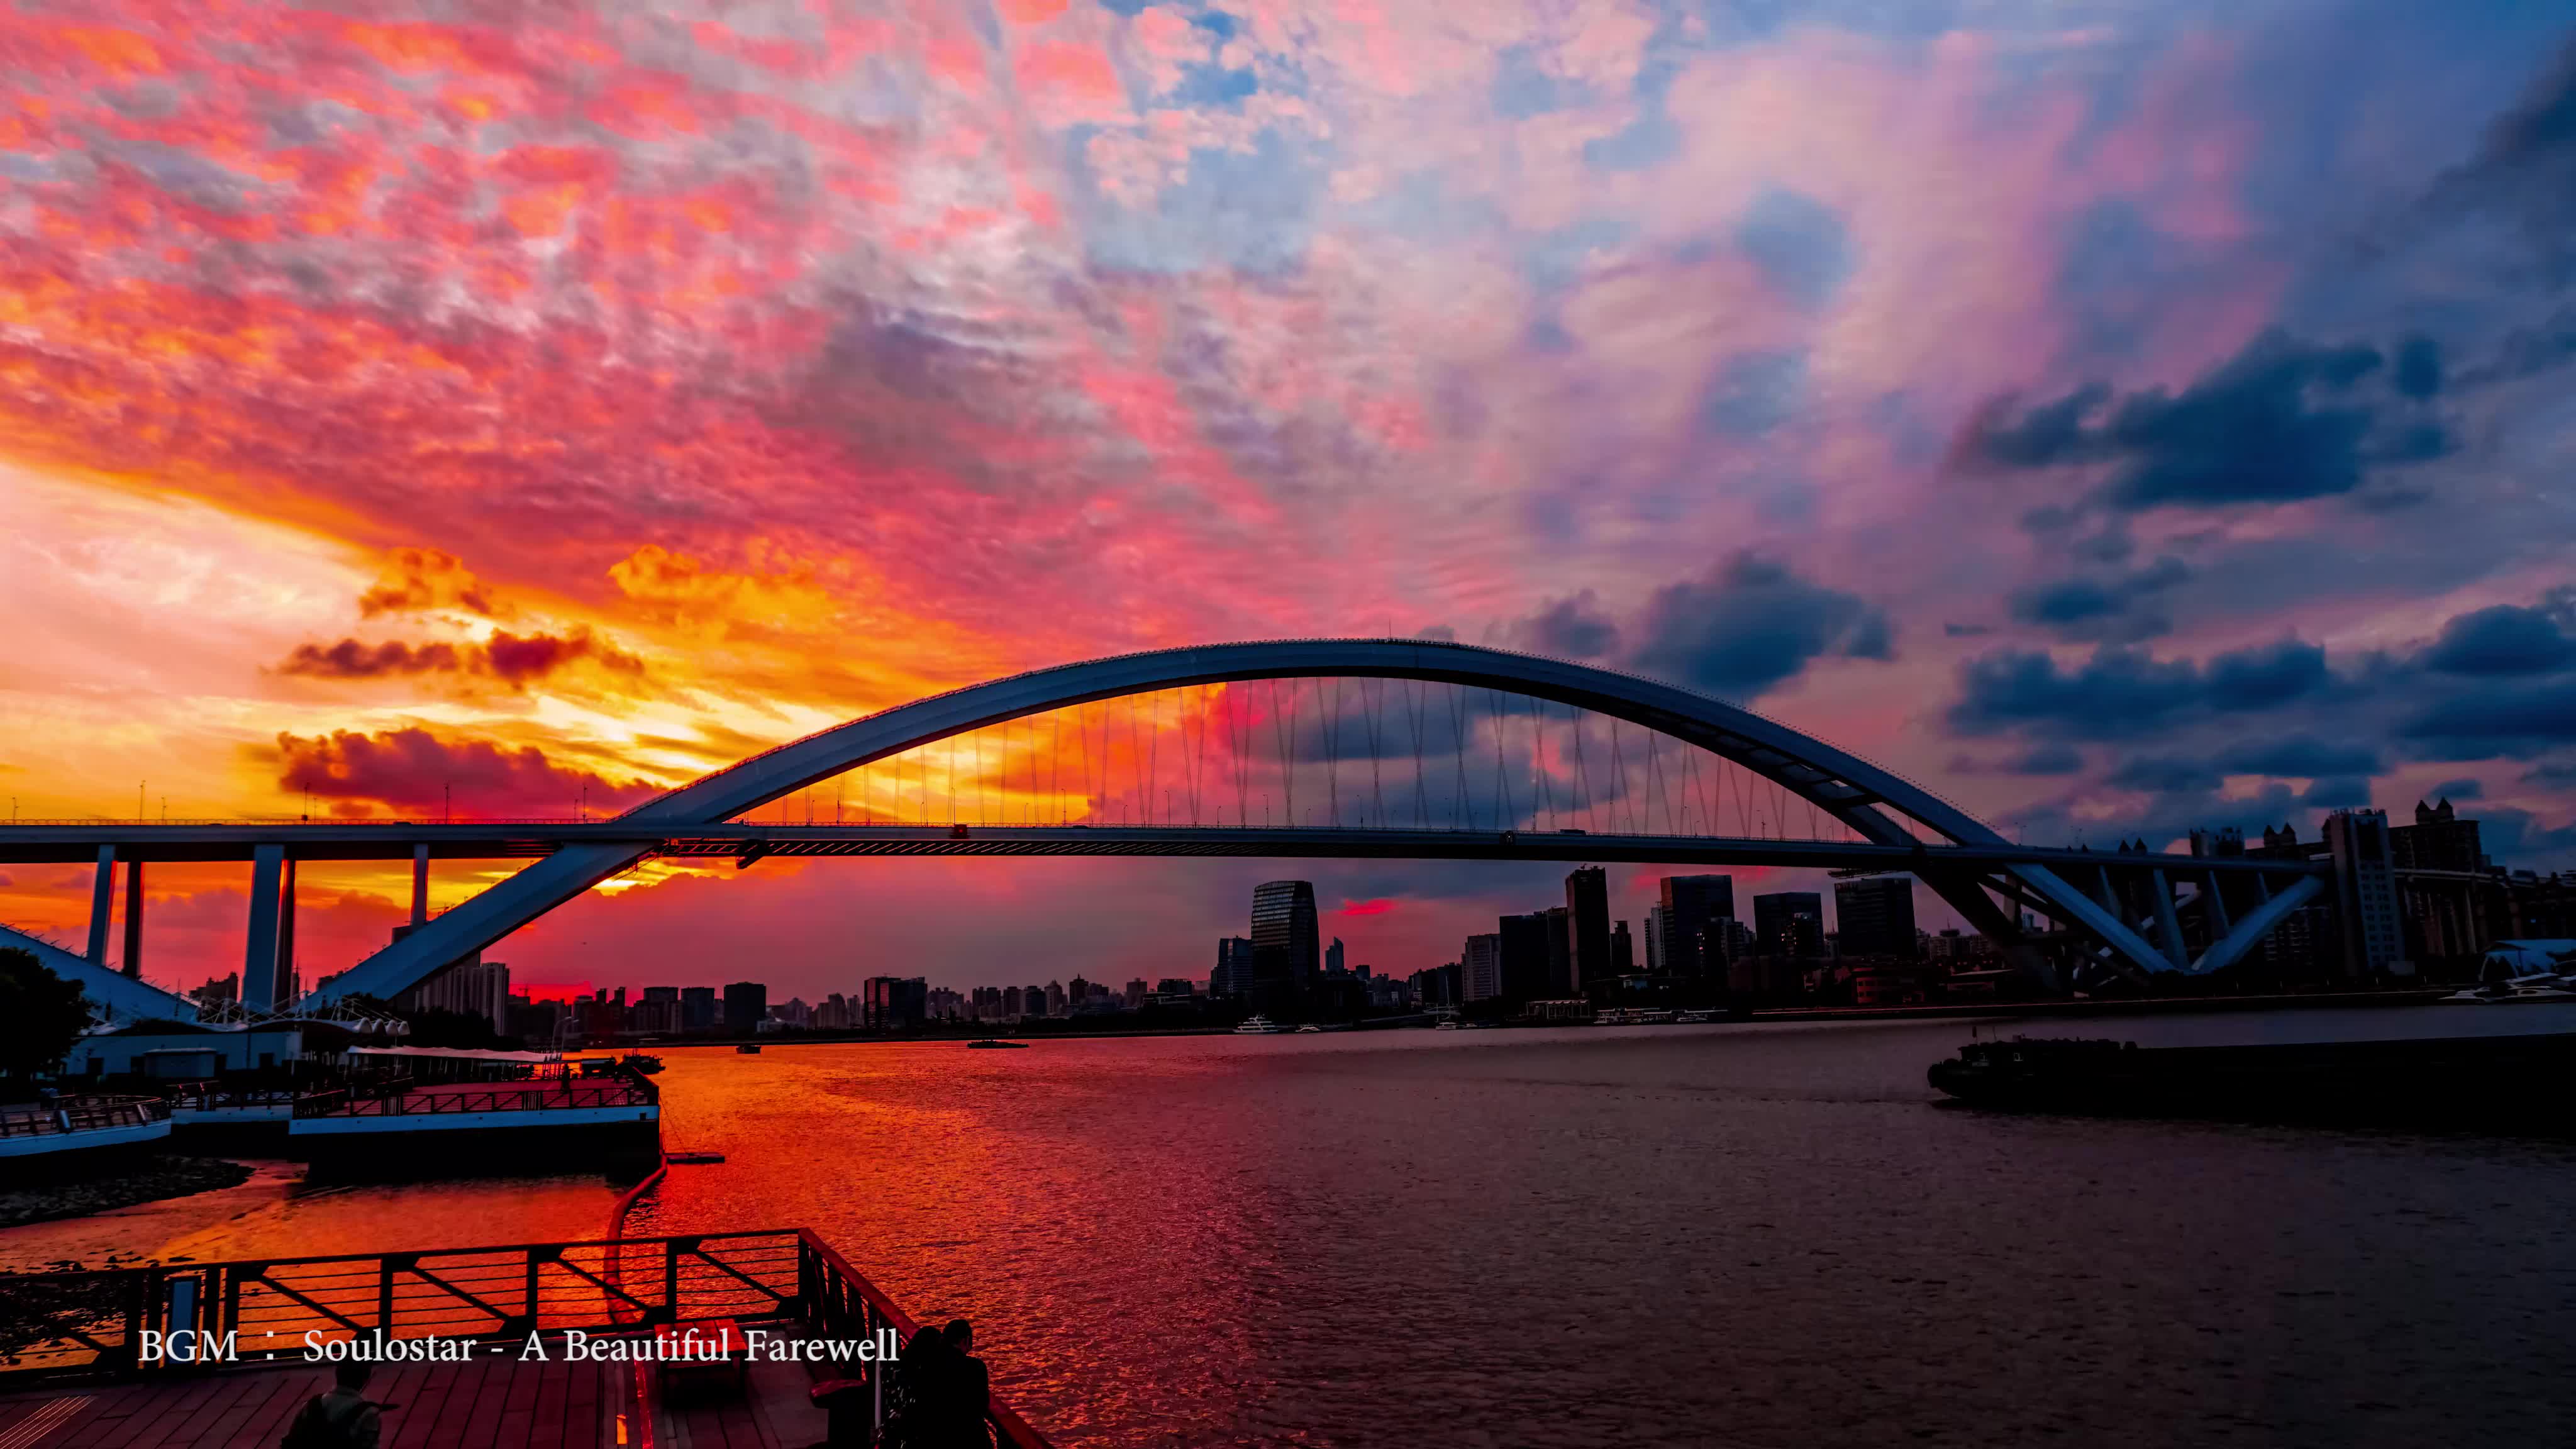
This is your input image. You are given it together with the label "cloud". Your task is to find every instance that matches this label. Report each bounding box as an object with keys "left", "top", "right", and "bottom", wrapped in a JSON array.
[
  {"left": 2397, "top": 677, "right": 2576, "bottom": 760},
  {"left": 2416, "top": 602, "right": 2576, "bottom": 675},
  {"left": 272, "top": 728, "right": 661, "bottom": 819},
  {"left": 357, "top": 549, "right": 501, "bottom": 619},
  {"left": 2429, "top": 777, "right": 2485, "bottom": 801},
  {"left": 275, "top": 630, "right": 643, "bottom": 690},
  {"left": 1509, "top": 591, "right": 1619, "bottom": 660},
  {"left": 1957, "top": 331, "right": 2451, "bottom": 511},
  {"left": 2007, "top": 556, "right": 2190, "bottom": 642},
  {"left": 1948, "top": 638, "right": 2331, "bottom": 740},
  {"left": 1627, "top": 554, "right": 1893, "bottom": 700}
]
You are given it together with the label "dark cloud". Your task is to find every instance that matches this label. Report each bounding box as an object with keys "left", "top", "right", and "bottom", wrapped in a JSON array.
[
  {"left": 2397, "top": 677, "right": 2576, "bottom": 760},
  {"left": 276, "top": 630, "right": 642, "bottom": 689},
  {"left": 2430, "top": 777, "right": 2485, "bottom": 801},
  {"left": 2417, "top": 602, "right": 2576, "bottom": 675},
  {"left": 1509, "top": 591, "right": 1619, "bottom": 660},
  {"left": 2102, "top": 738, "right": 2379, "bottom": 796},
  {"left": 1628, "top": 554, "right": 1892, "bottom": 699},
  {"left": 2404, "top": 38, "right": 2576, "bottom": 283},
  {"left": 2007, "top": 556, "right": 2189, "bottom": 642},
  {"left": 271, "top": 727, "right": 660, "bottom": 818},
  {"left": 1947, "top": 639, "right": 2331, "bottom": 740},
  {"left": 1957, "top": 331, "right": 2451, "bottom": 511}
]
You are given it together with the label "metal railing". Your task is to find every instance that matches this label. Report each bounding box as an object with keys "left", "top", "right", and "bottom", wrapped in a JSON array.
[
  {"left": 293, "top": 1075, "right": 657, "bottom": 1119},
  {"left": 0, "top": 1096, "right": 169, "bottom": 1139},
  {"left": 0, "top": 1228, "right": 1051, "bottom": 1446}
]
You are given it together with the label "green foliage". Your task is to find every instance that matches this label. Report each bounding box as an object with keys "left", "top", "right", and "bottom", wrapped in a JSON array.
[{"left": 0, "top": 947, "right": 92, "bottom": 1085}]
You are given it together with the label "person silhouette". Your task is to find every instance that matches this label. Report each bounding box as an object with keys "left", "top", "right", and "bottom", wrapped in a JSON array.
[{"left": 940, "top": 1319, "right": 992, "bottom": 1449}]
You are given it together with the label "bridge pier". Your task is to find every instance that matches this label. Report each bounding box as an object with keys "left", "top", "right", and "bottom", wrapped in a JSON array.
[
  {"left": 122, "top": 857, "right": 144, "bottom": 979},
  {"left": 243, "top": 843, "right": 284, "bottom": 1013},
  {"left": 86, "top": 844, "right": 116, "bottom": 963},
  {"left": 412, "top": 842, "right": 429, "bottom": 926}
]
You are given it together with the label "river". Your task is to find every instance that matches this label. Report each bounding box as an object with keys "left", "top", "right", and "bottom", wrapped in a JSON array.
[{"left": 9, "top": 1009, "right": 2576, "bottom": 1447}]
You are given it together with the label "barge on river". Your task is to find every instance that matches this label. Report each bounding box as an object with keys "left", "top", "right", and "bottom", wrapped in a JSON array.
[{"left": 1929, "top": 1029, "right": 2576, "bottom": 1128}]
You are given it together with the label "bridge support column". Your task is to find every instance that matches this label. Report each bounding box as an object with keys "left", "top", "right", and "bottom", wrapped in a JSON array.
[
  {"left": 121, "top": 858, "right": 144, "bottom": 979},
  {"left": 2202, "top": 871, "right": 2233, "bottom": 940},
  {"left": 243, "top": 843, "right": 284, "bottom": 1014},
  {"left": 2188, "top": 874, "right": 2324, "bottom": 975},
  {"left": 276, "top": 858, "right": 299, "bottom": 1004},
  {"left": 412, "top": 843, "right": 430, "bottom": 926},
  {"left": 86, "top": 845, "right": 116, "bottom": 963},
  {"left": 2151, "top": 869, "right": 2187, "bottom": 968}
]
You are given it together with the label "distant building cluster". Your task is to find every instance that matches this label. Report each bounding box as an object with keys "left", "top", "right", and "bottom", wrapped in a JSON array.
[{"left": 333, "top": 797, "right": 2576, "bottom": 1050}]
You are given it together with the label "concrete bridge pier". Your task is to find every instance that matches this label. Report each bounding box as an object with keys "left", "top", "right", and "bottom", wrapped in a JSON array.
[
  {"left": 122, "top": 857, "right": 143, "bottom": 978},
  {"left": 412, "top": 842, "right": 430, "bottom": 926},
  {"left": 243, "top": 843, "right": 285, "bottom": 1013},
  {"left": 86, "top": 843, "right": 115, "bottom": 962}
]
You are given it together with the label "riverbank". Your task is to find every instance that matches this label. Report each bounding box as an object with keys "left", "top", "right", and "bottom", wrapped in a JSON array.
[{"left": 0, "top": 1156, "right": 255, "bottom": 1232}]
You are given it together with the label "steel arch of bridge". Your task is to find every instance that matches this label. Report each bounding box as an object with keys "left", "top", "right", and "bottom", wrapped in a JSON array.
[{"left": 312, "top": 639, "right": 2197, "bottom": 1003}]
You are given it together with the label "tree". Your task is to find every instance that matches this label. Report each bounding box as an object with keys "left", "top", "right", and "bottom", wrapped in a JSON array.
[{"left": 0, "top": 948, "right": 92, "bottom": 1089}]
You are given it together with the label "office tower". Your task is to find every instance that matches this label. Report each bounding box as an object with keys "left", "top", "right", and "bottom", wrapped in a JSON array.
[
  {"left": 1833, "top": 877, "right": 1919, "bottom": 958},
  {"left": 862, "top": 976, "right": 928, "bottom": 1029},
  {"left": 1541, "top": 905, "right": 1572, "bottom": 996},
  {"left": 2325, "top": 809, "right": 2407, "bottom": 977},
  {"left": 1325, "top": 937, "right": 1346, "bottom": 976},
  {"left": 1565, "top": 866, "right": 1609, "bottom": 991},
  {"left": 1213, "top": 936, "right": 1257, "bottom": 996},
  {"left": 1461, "top": 934, "right": 1502, "bottom": 1002},
  {"left": 722, "top": 980, "right": 767, "bottom": 1035},
  {"left": 1498, "top": 912, "right": 1552, "bottom": 1002},
  {"left": 1752, "top": 892, "right": 1824, "bottom": 958},
  {"left": 1610, "top": 920, "right": 1634, "bottom": 975},
  {"left": 1645, "top": 905, "right": 1668, "bottom": 972},
  {"left": 398, "top": 957, "right": 509, "bottom": 1031},
  {"left": 1045, "top": 980, "right": 1067, "bottom": 1016},
  {"left": 1252, "top": 880, "right": 1320, "bottom": 1016},
  {"left": 1657, "top": 875, "right": 1736, "bottom": 975}
]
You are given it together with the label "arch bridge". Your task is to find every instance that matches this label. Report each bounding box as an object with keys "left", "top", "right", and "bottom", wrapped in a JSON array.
[{"left": 0, "top": 640, "right": 2328, "bottom": 1018}]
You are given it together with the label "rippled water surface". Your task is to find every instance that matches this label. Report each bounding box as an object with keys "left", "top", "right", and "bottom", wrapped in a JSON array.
[{"left": 11, "top": 1012, "right": 2576, "bottom": 1447}]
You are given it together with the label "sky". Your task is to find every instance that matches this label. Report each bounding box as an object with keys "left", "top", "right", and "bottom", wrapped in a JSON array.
[{"left": 4, "top": 0, "right": 2575, "bottom": 1004}]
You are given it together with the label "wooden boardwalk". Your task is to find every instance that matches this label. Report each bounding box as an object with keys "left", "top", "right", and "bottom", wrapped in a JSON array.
[{"left": 0, "top": 1353, "right": 832, "bottom": 1449}]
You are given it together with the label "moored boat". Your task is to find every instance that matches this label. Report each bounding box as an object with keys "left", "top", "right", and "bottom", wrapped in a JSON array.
[{"left": 1233, "top": 1014, "right": 1290, "bottom": 1035}]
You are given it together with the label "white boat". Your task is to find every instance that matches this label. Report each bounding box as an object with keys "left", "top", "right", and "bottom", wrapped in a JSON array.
[
  {"left": 1296, "top": 1024, "right": 1322, "bottom": 1033},
  {"left": 1233, "top": 1014, "right": 1291, "bottom": 1035},
  {"left": 1434, "top": 1020, "right": 1460, "bottom": 1031}
]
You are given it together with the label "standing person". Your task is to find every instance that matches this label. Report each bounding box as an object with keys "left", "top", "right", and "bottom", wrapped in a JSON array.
[
  {"left": 884, "top": 1324, "right": 953, "bottom": 1449},
  {"left": 940, "top": 1319, "right": 992, "bottom": 1449},
  {"left": 280, "top": 1363, "right": 385, "bottom": 1449}
]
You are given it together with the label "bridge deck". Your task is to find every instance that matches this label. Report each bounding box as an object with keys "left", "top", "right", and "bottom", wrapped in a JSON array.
[{"left": 0, "top": 821, "right": 2326, "bottom": 872}]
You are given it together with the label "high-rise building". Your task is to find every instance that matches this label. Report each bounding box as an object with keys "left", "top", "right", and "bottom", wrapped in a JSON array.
[
  {"left": 1609, "top": 920, "right": 1635, "bottom": 975},
  {"left": 2325, "top": 809, "right": 2408, "bottom": 977},
  {"left": 1833, "top": 877, "right": 1919, "bottom": 958},
  {"left": 723, "top": 981, "right": 767, "bottom": 1036},
  {"left": 1498, "top": 912, "right": 1553, "bottom": 1002},
  {"left": 1251, "top": 880, "right": 1320, "bottom": 1017},
  {"left": 1752, "top": 892, "right": 1824, "bottom": 958},
  {"left": 1045, "top": 980, "right": 1067, "bottom": 1016},
  {"left": 398, "top": 956, "right": 509, "bottom": 1031},
  {"left": 1658, "top": 875, "right": 1736, "bottom": 975},
  {"left": 1645, "top": 905, "right": 1669, "bottom": 972},
  {"left": 1124, "top": 978, "right": 1149, "bottom": 1008},
  {"left": 1212, "top": 936, "right": 1257, "bottom": 997},
  {"left": 680, "top": 985, "right": 718, "bottom": 1034},
  {"left": 862, "top": 976, "right": 928, "bottom": 1029},
  {"left": 1565, "top": 867, "right": 1610, "bottom": 991},
  {"left": 1325, "top": 936, "right": 1346, "bottom": 977},
  {"left": 1543, "top": 905, "right": 1572, "bottom": 996},
  {"left": 1460, "top": 934, "right": 1502, "bottom": 1002}
]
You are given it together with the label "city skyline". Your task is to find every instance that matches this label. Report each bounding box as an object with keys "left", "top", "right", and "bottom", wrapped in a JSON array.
[{"left": 6, "top": 4, "right": 2576, "bottom": 1003}]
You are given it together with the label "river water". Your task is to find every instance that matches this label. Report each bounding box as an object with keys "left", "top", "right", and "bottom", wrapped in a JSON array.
[{"left": 9, "top": 1009, "right": 2576, "bottom": 1447}]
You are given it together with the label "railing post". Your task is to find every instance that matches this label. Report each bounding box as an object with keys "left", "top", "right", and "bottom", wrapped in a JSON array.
[
  {"left": 377, "top": 1257, "right": 398, "bottom": 1334},
  {"left": 523, "top": 1248, "right": 541, "bottom": 1335},
  {"left": 663, "top": 1237, "right": 679, "bottom": 1323}
]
